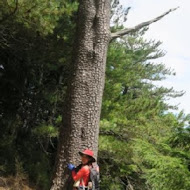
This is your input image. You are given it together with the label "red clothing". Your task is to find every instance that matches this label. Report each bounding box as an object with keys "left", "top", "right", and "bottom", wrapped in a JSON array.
[{"left": 72, "top": 165, "right": 90, "bottom": 186}]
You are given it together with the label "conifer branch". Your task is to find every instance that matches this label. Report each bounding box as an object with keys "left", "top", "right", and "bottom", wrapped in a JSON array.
[
  {"left": 111, "top": 7, "right": 179, "bottom": 40},
  {"left": 100, "top": 129, "right": 128, "bottom": 141}
]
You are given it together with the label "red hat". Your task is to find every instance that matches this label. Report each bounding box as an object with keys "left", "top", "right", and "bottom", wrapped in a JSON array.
[{"left": 79, "top": 149, "right": 96, "bottom": 162}]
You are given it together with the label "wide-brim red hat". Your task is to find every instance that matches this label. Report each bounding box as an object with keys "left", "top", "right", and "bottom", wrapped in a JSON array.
[{"left": 79, "top": 149, "right": 96, "bottom": 162}]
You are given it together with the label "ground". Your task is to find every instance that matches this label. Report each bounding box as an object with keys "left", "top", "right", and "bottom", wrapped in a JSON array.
[{"left": 0, "top": 176, "right": 37, "bottom": 190}]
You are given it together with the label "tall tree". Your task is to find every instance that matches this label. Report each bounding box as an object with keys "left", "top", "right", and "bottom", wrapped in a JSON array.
[
  {"left": 99, "top": 32, "right": 184, "bottom": 190},
  {"left": 50, "top": 1, "right": 178, "bottom": 189}
]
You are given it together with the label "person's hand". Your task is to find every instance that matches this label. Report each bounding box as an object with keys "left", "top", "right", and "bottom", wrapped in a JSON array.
[{"left": 67, "top": 163, "right": 75, "bottom": 171}]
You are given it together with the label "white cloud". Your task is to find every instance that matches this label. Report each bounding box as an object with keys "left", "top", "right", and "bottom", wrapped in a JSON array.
[{"left": 120, "top": 0, "right": 190, "bottom": 114}]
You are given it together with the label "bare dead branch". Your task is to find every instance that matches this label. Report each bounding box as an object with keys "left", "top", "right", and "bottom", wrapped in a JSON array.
[{"left": 111, "top": 7, "right": 179, "bottom": 40}]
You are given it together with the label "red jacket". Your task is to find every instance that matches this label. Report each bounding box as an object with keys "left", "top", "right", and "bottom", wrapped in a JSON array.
[{"left": 72, "top": 165, "right": 90, "bottom": 186}]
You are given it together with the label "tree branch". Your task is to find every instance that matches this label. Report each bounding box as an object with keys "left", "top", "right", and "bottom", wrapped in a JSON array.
[
  {"left": 111, "top": 7, "right": 179, "bottom": 40},
  {"left": 99, "top": 129, "right": 128, "bottom": 141}
]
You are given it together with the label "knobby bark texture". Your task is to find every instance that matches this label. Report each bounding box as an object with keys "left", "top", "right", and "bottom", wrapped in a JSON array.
[{"left": 50, "top": 0, "right": 111, "bottom": 189}]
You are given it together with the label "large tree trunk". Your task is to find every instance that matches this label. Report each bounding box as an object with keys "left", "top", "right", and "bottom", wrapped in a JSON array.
[{"left": 50, "top": 1, "right": 111, "bottom": 189}]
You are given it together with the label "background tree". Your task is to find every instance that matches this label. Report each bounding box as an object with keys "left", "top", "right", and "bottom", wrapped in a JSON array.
[
  {"left": 0, "top": 0, "right": 77, "bottom": 188},
  {"left": 99, "top": 31, "right": 190, "bottom": 190}
]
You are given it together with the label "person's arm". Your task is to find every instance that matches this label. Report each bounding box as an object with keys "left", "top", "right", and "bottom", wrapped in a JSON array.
[
  {"left": 72, "top": 166, "right": 88, "bottom": 181},
  {"left": 75, "top": 164, "right": 82, "bottom": 173}
]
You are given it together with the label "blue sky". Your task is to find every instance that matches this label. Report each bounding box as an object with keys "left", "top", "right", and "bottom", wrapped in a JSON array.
[{"left": 120, "top": 0, "right": 190, "bottom": 114}]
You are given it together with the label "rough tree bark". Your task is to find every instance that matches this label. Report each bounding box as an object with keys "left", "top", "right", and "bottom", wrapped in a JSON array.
[
  {"left": 50, "top": 1, "right": 111, "bottom": 189},
  {"left": 50, "top": 0, "right": 178, "bottom": 189}
]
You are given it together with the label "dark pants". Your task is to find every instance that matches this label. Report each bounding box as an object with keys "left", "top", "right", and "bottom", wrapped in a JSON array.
[{"left": 73, "top": 187, "right": 88, "bottom": 190}]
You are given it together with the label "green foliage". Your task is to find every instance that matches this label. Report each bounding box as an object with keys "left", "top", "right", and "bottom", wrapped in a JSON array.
[
  {"left": 32, "top": 124, "right": 58, "bottom": 138},
  {"left": 99, "top": 30, "right": 188, "bottom": 190},
  {"left": 26, "top": 153, "right": 52, "bottom": 189},
  {"left": 1, "top": 0, "right": 78, "bottom": 35},
  {"left": 0, "top": 0, "right": 77, "bottom": 189},
  {"left": 133, "top": 139, "right": 190, "bottom": 190}
]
